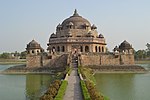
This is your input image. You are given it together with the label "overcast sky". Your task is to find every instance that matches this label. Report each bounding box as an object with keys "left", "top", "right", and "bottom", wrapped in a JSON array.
[{"left": 0, "top": 0, "right": 150, "bottom": 53}]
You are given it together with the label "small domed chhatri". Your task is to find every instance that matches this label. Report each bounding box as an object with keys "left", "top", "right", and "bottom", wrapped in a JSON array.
[
  {"left": 119, "top": 40, "right": 133, "bottom": 54},
  {"left": 47, "top": 9, "right": 106, "bottom": 53},
  {"left": 113, "top": 40, "right": 133, "bottom": 54},
  {"left": 119, "top": 40, "right": 133, "bottom": 50},
  {"left": 26, "top": 39, "right": 43, "bottom": 55}
]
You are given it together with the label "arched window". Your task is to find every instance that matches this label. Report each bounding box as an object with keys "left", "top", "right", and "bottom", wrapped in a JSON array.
[
  {"left": 80, "top": 46, "right": 83, "bottom": 52},
  {"left": 99, "top": 46, "right": 101, "bottom": 52},
  {"left": 57, "top": 46, "right": 60, "bottom": 52},
  {"left": 95, "top": 46, "right": 97, "bottom": 52},
  {"left": 85, "top": 46, "right": 89, "bottom": 52},
  {"left": 102, "top": 47, "right": 104, "bottom": 52},
  {"left": 52, "top": 47, "right": 55, "bottom": 52},
  {"left": 62, "top": 46, "right": 65, "bottom": 52},
  {"left": 32, "top": 50, "right": 34, "bottom": 54},
  {"left": 27, "top": 51, "right": 30, "bottom": 54}
]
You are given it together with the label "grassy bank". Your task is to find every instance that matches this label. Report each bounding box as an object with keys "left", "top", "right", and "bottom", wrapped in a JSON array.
[
  {"left": 80, "top": 67, "right": 96, "bottom": 84},
  {"left": 79, "top": 66, "right": 109, "bottom": 100},
  {"left": 54, "top": 80, "right": 68, "bottom": 100},
  {"left": 80, "top": 80, "right": 91, "bottom": 100},
  {"left": 0, "top": 59, "right": 26, "bottom": 65}
]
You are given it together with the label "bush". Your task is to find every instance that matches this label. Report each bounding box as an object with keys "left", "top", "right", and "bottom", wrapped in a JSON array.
[
  {"left": 85, "top": 80, "right": 104, "bottom": 100},
  {"left": 46, "top": 87, "right": 57, "bottom": 97},
  {"left": 40, "top": 94, "right": 54, "bottom": 100},
  {"left": 53, "top": 80, "right": 61, "bottom": 91},
  {"left": 54, "top": 80, "right": 68, "bottom": 100},
  {"left": 54, "top": 80, "right": 61, "bottom": 86},
  {"left": 80, "top": 80, "right": 91, "bottom": 100},
  {"left": 52, "top": 83, "right": 60, "bottom": 91},
  {"left": 40, "top": 80, "right": 62, "bottom": 100}
]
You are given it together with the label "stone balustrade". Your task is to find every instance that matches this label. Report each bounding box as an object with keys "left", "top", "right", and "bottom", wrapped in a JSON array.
[{"left": 49, "top": 37, "right": 105, "bottom": 44}]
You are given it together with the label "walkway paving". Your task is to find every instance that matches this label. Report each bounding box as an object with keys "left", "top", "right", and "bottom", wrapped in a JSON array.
[{"left": 63, "top": 68, "right": 83, "bottom": 100}]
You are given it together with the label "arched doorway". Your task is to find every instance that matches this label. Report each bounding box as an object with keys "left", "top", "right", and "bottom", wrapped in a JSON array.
[
  {"left": 85, "top": 46, "right": 89, "bottom": 52},
  {"left": 52, "top": 46, "right": 55, "bottom": 54},
  {"left": 57, "top": 46, "right": 60, "bottom": 52},
  {"left": 62, "top": 46, "right": 65, "bottom": 52},
  {"left": 95, "top": 46, "right": 97, "bottom": 52},
  {"left": 102, "top": 47, "right": 104, "bottom": 52},
  {"left": 80, "top": 46, "right": 83, "bottom": 52},
  {"left": 72, "top": 54, "right": 78, "bottom": 68},
  {"left": 99, "top": 46, "right": 101, "bottom": 52}
]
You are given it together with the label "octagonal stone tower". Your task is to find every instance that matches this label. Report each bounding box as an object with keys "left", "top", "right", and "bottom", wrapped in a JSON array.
[
  {"left": 26, "top": 39, "right": 43, "bottom": 55},
  {"left": 26, "top": 39, "right": 44, "bottom": 67},
  {"left": 47, "top": 9, "right": 106, "bottom": 54}
]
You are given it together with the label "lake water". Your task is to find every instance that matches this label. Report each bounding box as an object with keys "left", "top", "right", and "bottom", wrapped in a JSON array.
[
  {"left": 95, "top": 64, "right": 150, "bottom": 100},
  {"left": 0, "top": 65, "right": 53, "bottom": 100}
]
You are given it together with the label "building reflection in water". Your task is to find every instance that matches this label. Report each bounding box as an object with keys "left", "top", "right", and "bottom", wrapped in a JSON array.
[{"left": 25, "top": 74, "right": 52, "bottom": 100}]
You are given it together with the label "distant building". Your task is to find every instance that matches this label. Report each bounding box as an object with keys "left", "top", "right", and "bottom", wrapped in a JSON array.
[{"left": 26, "top": 10, "right": 134, "bottom": 68}]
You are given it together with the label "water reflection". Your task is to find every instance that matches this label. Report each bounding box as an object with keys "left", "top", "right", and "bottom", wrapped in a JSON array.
[
  {"left": 95, "top": 64, "right": 150, "bottom": 100},
  {"left": 0, "top": 65, "right": 54, "bottom": 100},
  {"left": 95, "top": 74, "right": 136, "bottom": 100},
  {"left": 26, "top": 74, "right": 52, "bottom": 100}
]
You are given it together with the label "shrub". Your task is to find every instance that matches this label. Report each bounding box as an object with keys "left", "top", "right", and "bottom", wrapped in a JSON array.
[
  {"left": 54, "top": 80, "right": 61, "bottom": 86},
  {"left": 80, "top": 80, "right": 91, "bottom": 100},
  {"left": 40, "top": 94, "right": 54, "bottom": 100},
  {"left": 53, "top": 83, "right": 60, "bottom": 91},
  {"left": 54, "top": 80, "right": 68, "bottom": 100},
  {"left": 40, "top": 80, "right": 62, "bottom": 99},
  {"left": 46, "top": 86, "right": 57, "bottom": 97},
  {"left": 79, "top": 66, "right": 109, "bottom": 100},
  {"left": 85, "top": 80, "right": 104, "bottom": 100}
]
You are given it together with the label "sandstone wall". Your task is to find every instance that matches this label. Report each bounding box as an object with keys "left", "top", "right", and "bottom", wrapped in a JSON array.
[
  {"left": 80, "top": 54, "right": 100, "bottom": 66},
  {"left": 120, "top": 54, "right": 135, "bottom": 65},
  {"left": 43, "top": 54, "right": 68, "bottom": 68},
  {"left": 26, "top": 54, "right": 68, "bottom": 68},
  {"left": 80, "top": 53, "right": 134, "bottom": 66},
  {"left": 26, "top": 55, "right": 42, "bottom": 67},
  {"left": 100, "top": 55, "right": 120, "bottom": 65},
  {"left": 26, "top": 52, "right": 134, "bottom": 68}
]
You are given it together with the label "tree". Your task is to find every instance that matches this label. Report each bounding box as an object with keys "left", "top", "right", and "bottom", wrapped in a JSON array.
[
  {"left": 146, "top": 43, "right": 150, "bottom": 51},
  {"left": 0, "top": 52, "right": 11, "bottom": 59},
  {"left": 135, "top": 50, "right": 146, "bottom": 60},
  {"left": 146, "top": 43, "right": 150, "bottom": 57},
  {"left": 20, "top": 51, "right": 27, "bottom": 59}
]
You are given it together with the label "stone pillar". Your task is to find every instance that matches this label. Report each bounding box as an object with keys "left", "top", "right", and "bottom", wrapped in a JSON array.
[{"left": 83, "top": 46, "right": 85, "bottom": 53}]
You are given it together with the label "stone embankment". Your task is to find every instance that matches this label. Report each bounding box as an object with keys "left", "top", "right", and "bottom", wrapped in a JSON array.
[
  {"left": 1, "top": 54, "right": 68, "bottom": 74},
  {"left": 1, "top": 64, "right": 65, "bottom": 74},
  {"left": 86, "top": 65, "right": 147, "bottom": 73}
]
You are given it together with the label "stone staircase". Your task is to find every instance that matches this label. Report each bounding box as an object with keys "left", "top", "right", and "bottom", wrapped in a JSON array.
[{"left": 71, "top": 54, "right": 78, "bottom": 68}]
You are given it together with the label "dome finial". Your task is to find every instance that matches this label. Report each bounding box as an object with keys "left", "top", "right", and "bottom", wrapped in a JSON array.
[
  {"left": 74, "top": 9, "right": 77, "bottom": 13},
  {"left": 73, "top": 9, "right": 79, "bottom": 16}
]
